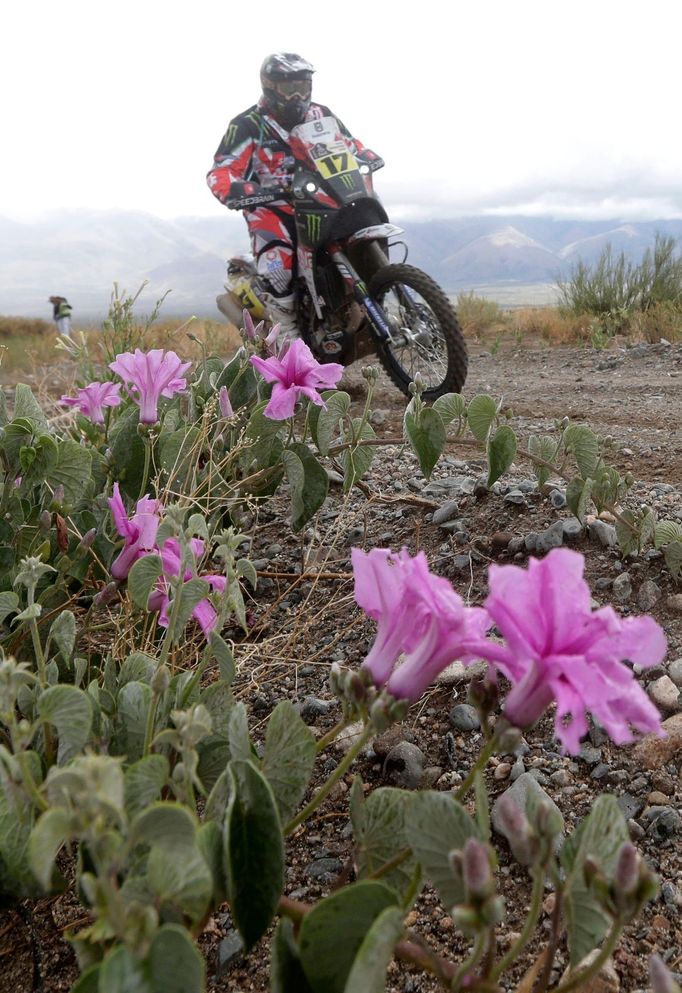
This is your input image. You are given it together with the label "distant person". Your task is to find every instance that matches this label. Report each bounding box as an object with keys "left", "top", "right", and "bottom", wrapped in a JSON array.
[
  {"left": 49, "top": 296, "right": 72, "bottom": 337},
  {"left": 207, "top": 53, "right": 381, "bottom": 339}
]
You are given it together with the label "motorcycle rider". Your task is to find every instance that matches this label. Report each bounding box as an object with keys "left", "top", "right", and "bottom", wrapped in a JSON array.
[{"left": 207, "top": 53, "right": 381, "bottom": 339}]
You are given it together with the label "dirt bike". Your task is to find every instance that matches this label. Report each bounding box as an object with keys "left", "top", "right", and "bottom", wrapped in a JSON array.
[{"left": 217, "top": 115, "right": 467, "bottom": 401}]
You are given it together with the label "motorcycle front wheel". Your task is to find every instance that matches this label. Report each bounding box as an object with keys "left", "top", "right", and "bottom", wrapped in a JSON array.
[{"left": 367, "top": 263, "right": 468, "bottom": 400}]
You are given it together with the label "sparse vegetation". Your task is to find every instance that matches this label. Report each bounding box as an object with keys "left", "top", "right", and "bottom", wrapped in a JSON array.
[{"left": 456, "top": 289, "right": 507, "bottom": 334}]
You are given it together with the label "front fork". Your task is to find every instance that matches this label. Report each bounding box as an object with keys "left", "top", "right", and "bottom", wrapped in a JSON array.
[{"left": 328, "top": 244, "right": 393, "bottom": 342}]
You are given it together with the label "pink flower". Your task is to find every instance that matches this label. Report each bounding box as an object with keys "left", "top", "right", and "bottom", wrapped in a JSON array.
[
  {"left": 108, "top": 482, "right": 162, "bottom": 580},
  {"left": 147, "top": 538, "right": 226, "bottom": 638},
  {"left": 218, "top": 385, "right": 233, "bottom": 418},
  {"left": 60, "top": 381, "right": 122, "bottom": 424},
  {"left": 352, "top": 547, "right": 491, "bottom": 702},
  {"left": 480, "top": 548, "right": 667, "bottom": 754},
  {"left": 109, "top": 349, "right": 191, "bottom": 424},
  {"left": 243, "top": 309, "right": 264, "bottom": 340},
  {"left": 250, "top": 339, "right": 343, "bottom": 420}
]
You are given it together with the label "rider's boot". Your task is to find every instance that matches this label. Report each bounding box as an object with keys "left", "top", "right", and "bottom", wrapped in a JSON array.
[{"left": 262, "top": 292, "right": 298, "bottom": 345}]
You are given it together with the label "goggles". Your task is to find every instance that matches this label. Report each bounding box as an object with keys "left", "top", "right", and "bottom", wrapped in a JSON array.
[{"left": 272, "top": 78, "right": 312, "bottom": 101}]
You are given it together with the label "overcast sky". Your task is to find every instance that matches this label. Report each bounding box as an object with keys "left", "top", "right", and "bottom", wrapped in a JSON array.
[{"left": 3, "top": 0, "right": 682, "bottom": 223}]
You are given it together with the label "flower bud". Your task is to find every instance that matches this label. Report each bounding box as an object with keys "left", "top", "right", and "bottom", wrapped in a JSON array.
[
  {"left": 649, "top": 956, "right": 681, "bottom": 993},
  {"left": 218, "top": 386, "right": 233, "bottom": 419},
  {"left": 94, "top": 581, "right": 120, "bottom": 607},
  {"left": 462, "top": 838, "right": 494, "bottom": 900},
  {"left": 450, "top": 905, "right": 480, "bottom": 934},
  {"left": 78, "top": 528, "right": 97, "bottom": 551},
  {"left": 448, "top": 849, "right": 464, "bottom": 883},
  {"left": 369, "top": 697, "right": 390, "bottom": 732},
  {"left": 40, "top": 510, "right": 52, "bottom": 531},
  {"left": 50, "top": 485, "right": 65, "bottom": 510},
  {"left": 467, "top": 673, "right": 499, "bottom": 718},
  {"left": 361, "top": 365, "right": 379, "bottom": 383},
  {"left": 495, "top": 793, "right": 535, "bottom": 864},
  {"left": 534, "top": 800, "right": 563, "bottom": 841},
  {"left": 613, "top": 842, "right": 639, "bottom": 897},
  {"left": 151, "top": 664, "right": 171, "bottom": 695},
  {"left": 495, "top": 723, "right": 523, "bottom": 755}
]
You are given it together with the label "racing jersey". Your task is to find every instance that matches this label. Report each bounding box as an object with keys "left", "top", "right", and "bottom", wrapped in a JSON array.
[{"left": 206, "top": 99, "right": 371, "bottom": 206}]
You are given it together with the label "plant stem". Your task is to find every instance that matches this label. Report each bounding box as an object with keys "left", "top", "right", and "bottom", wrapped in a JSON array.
[
  {"left": 490, "top": 866, "right": 545, "bottom": 981},
  {"left": 315, "top": 718, "right": 347, "bottom": 753},
  {"left": 454, "top": 734, "right": 497, "bottom": 802},
  {"left": 137, "top": 436, "right": 153, "bottom": 501},
  {"left": 367, "top": 847, "right": 412, "bottom": 881},
  {"left": 551, "top": 921, "right": 621, "bottom": 993},
  {"left": 284, "top": 724, "right": 372, "bottom": 836},
  {"left": 450, "top": 928, "right": 488, "bottom": 991},
  {"left": 143, "top": 689, "right": 160, "bottom": 757},
  {"left": 396, "top": 936, "right": 456, "bottom": 986},
  {"left": 533, "top": 888, "right": 565, "bottom": 993}
]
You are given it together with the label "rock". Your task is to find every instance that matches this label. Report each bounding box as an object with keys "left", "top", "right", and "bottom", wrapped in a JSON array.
[
  {"left": 437, "top": 661, "right": 466, "bottom": 684},
  {"left": 666, "top": 594, "right": 682, "bottom": 614},
  {"left": 373, "top": 725, "right": 417, "bottom": 760},
  {"left": 504, "top": 490, "right": 527, "bottom": 506},
  {"left": 535, "top": 520, "right": 566, "bottom": 554},
  {"left": 647, "top": 791, "right": 671, "bottom": 806},
  {"left": 491, "top": 773, "right": 564, "bottom": 839},
  {"left": 549, "top": 489, "right": 567, "bottom": 508},
  {"left": 449, "top": 704, "right": 480, "bottom": 732},
  {"left": 611, "top": 572, "right": 632, "bottom": 603},
  {"left": 590, "top": 763, "right": 611, "bottom": 780},
  {"left": 616, "top": 793, "right": 644, "bottom": 820},
  {"left": 560, "top": 950, "right": 620, "bottom": 993},
  {"left": 508, "top": 536, "right": 526, "bottom": 555},
  {"left": 637, "top": 580, "right": 662, "bottom": 611},
  {"left": 305, "top": 857, "right": 343, "bottom": 881},
  {"left": 648, "top": 676, "right": 680, "bottom": 713},
  {"left": 217, "top": 930, "right": 244, "bottom": 975},
  {"left": 588, "top": 520, "right": 617, "bottom": 548},
  {"left": 579, "top": 744, "right": 602, "bottom": 766},
  {"left": 524, "top": 533, "right": 538, "bottom": 552},
  {"left": 383, "top": 741, "right": 427, "bottom": 789},
  {"left": 662, "top": 881, "right": 682, "bottom": 908},
  {"left": 628, "top": 818, "right": 645, "bottom": 840},
  {"left": 300, "top": 697, "right": 335, "bottom": 723},
  {"left": 562, "top": 519, "right": 584, "bottom": 542},
  {"left": 494, "top": 762, "right": 512, "bottom": 781},
  {"left": 432, "top": 500, "right": 460, "bottom": 525},
  {"left": 642, "top": 806, "right": 681, "bottom": 839},
  {"left": 510, "top": 758, "right": 526, "bottom": 782},
  {"left": 668, "top": 658, "right": 682, "bottom": 688},
  {"left": 326, "top": 469, "right": 344, "bottom": 485},
  {"left": 452, "top": 555, "right": 473, "bottom": 573},
  {"left": 369, "top": 408, "right": 388, "bottom": 426},
  {"left": 334, "top": 720, "right": 368, "bottom": 754},
  {"left": 550, "top": 769, "right": 571, "bottom": 787},
  {"left": 490, "top": 531, "right": 514, "bottom": 555}
]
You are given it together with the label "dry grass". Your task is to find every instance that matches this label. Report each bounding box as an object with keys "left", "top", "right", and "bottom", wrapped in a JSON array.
[
  {"left": 508, "top": 307, "right": 592, "bottom": 345},
  {"left": 0, "top": 318, "right": 242, "bottom": 384}
]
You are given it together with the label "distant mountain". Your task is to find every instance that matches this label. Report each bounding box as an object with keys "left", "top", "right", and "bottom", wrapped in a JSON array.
[{"left": 3, "top": 209, "right": 682, "bottom": 319}]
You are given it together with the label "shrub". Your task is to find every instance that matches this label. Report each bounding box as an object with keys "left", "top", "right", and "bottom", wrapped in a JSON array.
[{"left": 456, "top": 290, "right": 507, "bottom": 335}]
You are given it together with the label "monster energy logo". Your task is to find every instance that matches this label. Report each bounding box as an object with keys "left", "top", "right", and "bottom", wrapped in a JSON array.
[
  {"left": 306, "top": 214, "right": 322, "bottom": 241},
  {"left": 340, "top": 174, "right": 355, "bottom": 191},
  {"left": 223, "top": 123, "right": 238, "bottom": 148}
]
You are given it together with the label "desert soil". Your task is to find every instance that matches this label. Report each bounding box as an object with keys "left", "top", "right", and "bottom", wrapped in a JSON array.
[{"left": 1, "top": 335, "right": 681, "bottom": 992}]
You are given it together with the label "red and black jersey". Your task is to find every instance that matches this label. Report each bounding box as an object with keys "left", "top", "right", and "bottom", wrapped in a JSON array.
[{"left": 206, "top": 99, "right": 370, "bottom": 205}]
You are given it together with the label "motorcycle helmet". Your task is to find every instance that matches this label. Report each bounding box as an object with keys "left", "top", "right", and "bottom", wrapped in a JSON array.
[{"left": 260, "top": 53, "right": 315, "bottom": 130}]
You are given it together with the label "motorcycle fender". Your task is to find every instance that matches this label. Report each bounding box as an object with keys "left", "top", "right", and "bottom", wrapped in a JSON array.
[{"left": 346, "top": 223, "right": 404, "bottom": 245}]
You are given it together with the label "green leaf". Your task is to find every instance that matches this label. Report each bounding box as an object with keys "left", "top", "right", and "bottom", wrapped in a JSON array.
[
  {"left": 615, "top": 509, "right": 639, "bottom": 557},
  {"left": 282, "top": 444, "right": 329, "bottom": 532},
  {"left": 466, "top": 394, "right": 498, "bottom": 442},
  {"left": 528, "top": 434, "right": 559, "bottom": 488},
  {"left": 127, "top": 555, "right": 163, "bottom": 609},
  {"left": 69, "top": 964, "right": 101, "bottom": 993},
  {"left": 474, "top": 770, "right": 491, "bottom": 841},
  {"left": 197, "top": 820, "right": 228, "bottom": 905},
  {"left": 404, "top": 405, "right": 445, "bottom": 478},
  {"left": 207, "top": 632, "right": 235, "bottom": 684},
  {"left": 108, "top": 408, "right": 147, "bottom": 499},
  {"left": 272, "top": 918, "right": 314, "bottom": 993},
  {"left": 204, "top": 769, "right": 232, "bottom": 823},
  {"left": 298, "top": 881, "right": 397, "bottom": 993},
  {"left": 343, "top": 905, "right": 404, "bottom": 993},
  {"left": 29, "top": 806, "right": 72, "bottom": 889},
  {"left": 159, "top": 427, "right": 201, "bottom": 489},
  {"left": 0, "top": 591, "right": 19, "bottom": 624},
  {"left": 563, "top": 424, "right": 600, "bottom": 479},
  {"left": 38, "top": 685, "right": 93, "bottom": 764},
  {"left": 224, "top": 759, "right": 284, "bottom": 949},
  {"left": 566, "top": 476, "right": 592, "bottom": 523},
  {"left": 352, "top": 788, "right": 418, "bottom": 900},
  {"left": 99, "top": 946, "right": 150, "bottom": 993},
  {"left": 130, "top": 802, "right": 198, "bottom": 852},
  {"left": 339, "top": 418, "right": 376, "bottom": 492},
  {"left": 200, "top": 680, "right": 234, "bottom": 738},
  {"left": 654, "top": 520, "right": 682, "bottom": 548},
  {"left": 124, "top": 755, "right": 169, "bottom": 820},
  {"left": 262, "top": 700, "right": 316, "bottom": 823},
  {"left": 119, "top": 653, "right": 157, "bottom": 687},
  {"left": 561, "top": 795, "right": 630, "bottom": 966},
  {"left": 487, "top": 425, "right": 517, "bottom": 486},
  {"left": 0, "top": 752, "right": 42, "bottom": 897},
  {"left": 148, "top": 925, "right": 205, "bottom": 993},
  {"left": 13, "top": 384, "right": 48, "bottom": 430},
  {"left": 172, "top": 578, "right": 210, "bottom": 631},
  {"left": 147, "top": 842, "right": 213, "bottom": 922},
  {"left": 432, "top": 392, "right": 466, "bottom": 428},
  {"left": 228, "top": 702, "right": 252, "bottom": 762},
  {"left": 236, "top": 557, "right": 258, "bottom": 589},
  {"left": 315, "top": 391, "right": 351, "bottom": 456},
  {"left": 46, "top": 609, "right": 76, "bottom": 662},
  {"left": 48, "top": 439, "right": 93, "bottom": 507},
  {"left": 116, "top": 681, "right": 153, "bottom": 763},
  {"left": 404, "top": 792, "right": 479, "bottom": 908},
  {"left": 664, "top": 541, "right": 682, "bottom": 582}
]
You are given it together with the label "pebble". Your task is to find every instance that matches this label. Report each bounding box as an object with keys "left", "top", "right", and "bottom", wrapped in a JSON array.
[
  {"left": 611, "top": 572, "right": 632, "bottom": 602},
  {"left": 648, "top": 675, "right": 681, "bottom": 713},
  {"left": 504, "top": 490, "right": 527, "bottom": 506},
  {"left": 550, "top": 769, "right": 571, "bottom": 787},
  {"left": 579, "top": 744, "right": 602, "bottom": 766},
  {"left": 588, "top": 520, "right": 617, "bottom": 548},
  {"left": 642, "top": 806, "right": 681, "bottom": 839},
  {"left": 432, "top": 500, "right": 460, "bottom": 525},
  {"left": 510, "top": 758, "right": 526, "bottom": 782},
  {"left": 369, "top": 408, "right": 388, "bottom": 426},
  {"left": 647, "top": 791, "right": 671, "bottom": 806},
  {"left": 562, "top": 519, "right": 584, "bottom": 542},
  {"left": 490, "top": 531, "right": 514, "bottom": 555},
  {"left": 590, "top": 763, "right": 611, "bottom": 780},
  {"left": 383, "top": 741, "right": 427, "bottom": 790},
  {"left": 494, "top": 762, "right": 512, "bottom": 781},
  {"left": 662, "top": 881, "right": 682, "bottom": 908},
  {"left": 549, "top": 489, "right": 566, "bottom": 508},
  {"left": 372, "top": 726, "right": 417, "bottom": 759},
  {"left": 334, "top": 720, "right": 367, "bottom": 753},
  {"left": 305, "top": 857, "right": 343, "bottom": 881},
  {"left": 217, "top": 930, "right": 244, "bottom": 975},
  {"left": 666, "top": 594, "right": 682, "bottom": 614},
  {"left": 638, "top": 580, "right": 662, "bottom": 610},
  {"left": 299, "top": 697, "right": 335, "bottom": 723},
  {"left": 491, "top": 773, "right": 565, "bottom": 838},
  {"left": 668, "top": 658, "right": 682, "bottom": 687},
  {"left": 560, "top": 950, "right": 620, "bottom": 993},
  {"left": 535, "top": 520, "right": 565, "bottom": 554},
  {"left": 448, "top": 704, "right": 480, "bottom": 732},
  {"left": 628, "top": 818, "right": 645, "bottom": 840}
]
